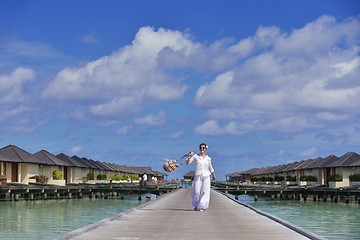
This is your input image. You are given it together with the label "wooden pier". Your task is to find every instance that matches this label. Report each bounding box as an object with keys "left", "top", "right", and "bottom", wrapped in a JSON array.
[
  {"left": 212, "top": 182, "right": 360, "bottom": 204},
  {"left": 1, "top": 181, "right": 359, "bottom": 204},
  {"left": 0, "top": 182, "right": 178, "bottom": 201},
  {"left": 56, "top": 188, "right": 325, "bottom": 240}
]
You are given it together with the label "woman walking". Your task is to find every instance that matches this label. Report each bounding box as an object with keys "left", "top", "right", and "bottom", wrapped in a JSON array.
[{"left": 186, "top": 143, "right": 216, "bottom": 211}]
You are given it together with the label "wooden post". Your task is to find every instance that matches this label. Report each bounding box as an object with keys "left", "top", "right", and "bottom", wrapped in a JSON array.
[{"left": 302, "top": 194, "right": 307, "bottom": 201}]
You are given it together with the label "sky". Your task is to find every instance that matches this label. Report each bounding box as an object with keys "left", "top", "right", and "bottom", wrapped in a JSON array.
[{"left": 0, "top": 0, "right": 359, "bottom": 180}]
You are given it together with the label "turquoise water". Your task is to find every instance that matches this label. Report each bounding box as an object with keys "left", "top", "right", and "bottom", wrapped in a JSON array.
[
  {"left": 0, "top": 194, "right": 155, "bottom": 240},
  {"left": 0, "top": 192, "right": 359, "bottom": 240},
  {"left": 232, "top": 194, "right": 360, "bottom": 240}
]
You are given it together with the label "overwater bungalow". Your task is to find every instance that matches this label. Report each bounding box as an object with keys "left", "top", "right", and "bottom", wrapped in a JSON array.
[
  {"left": 227, "top": 151, "right": 360, "bottom": 188},
  {"left": 33, "top": 150, "right": 72, "bottom": 185},
  {"left": 0, "top": 145, "right": 42, "bottom": 183},
  {"left": 56, "top": 153, "right": 90, "bottom": 183},
  {"left": 0, "top": 144, "right": 166, "bottom": 186}
]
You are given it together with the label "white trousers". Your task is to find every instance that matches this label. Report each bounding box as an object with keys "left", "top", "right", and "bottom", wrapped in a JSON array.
[{"left": 191, "top": 175, "right": 211, "bottom": 210}]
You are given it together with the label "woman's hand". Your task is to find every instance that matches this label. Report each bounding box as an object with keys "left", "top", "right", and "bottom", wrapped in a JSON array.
[{"left": 211, "top": 173, "right": 216, "bottom": 181}]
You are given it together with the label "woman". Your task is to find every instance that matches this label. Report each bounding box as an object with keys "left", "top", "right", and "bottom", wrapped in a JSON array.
[{"left": 186, "top": 143, "right": 216, "bottom": 211}]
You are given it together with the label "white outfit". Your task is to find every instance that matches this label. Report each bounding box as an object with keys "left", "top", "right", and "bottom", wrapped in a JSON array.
[{"left": 187, "top": 154, "right": 214, "bottom": 210}]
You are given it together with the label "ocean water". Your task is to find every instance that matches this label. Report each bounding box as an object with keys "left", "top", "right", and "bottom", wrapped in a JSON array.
[
  {"left": 0, "top": 192, "right": 358, "bottom": 240},
  {"left": 0, "top": 194, "right": 156, "bottom": 240},
  {"left": 230, "top": 194, "right": 360, "bottom": 240}
]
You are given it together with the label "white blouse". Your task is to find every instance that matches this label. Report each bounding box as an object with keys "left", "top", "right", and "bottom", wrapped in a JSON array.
[{"left": 188, "top": 154, "right": 214, "bottom": 177}]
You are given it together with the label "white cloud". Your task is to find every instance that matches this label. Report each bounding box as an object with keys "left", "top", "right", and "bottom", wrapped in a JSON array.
[
  {"left": 37, "top": 15, "right": 360, "bottom": 136},
  {"left": 6, "top": 118, "right": 47, "bottom": 133},
  {"left": 300, "top": 147, "right": 318, "bottom": 158},
  {"left": 69, "top": 145, "right": 84, "bottom": 155},
  {"left": 0, "top": 67, "right": 35, "bottom": 104},
  {"left": 0, "top": 68, "right": 35, "bottom": 121},
  {"left": 194, "top": 15, "right": 360, "bottom": 133},
  {"left": 315, "top": 112, "right": 349, "bottom": 121},
  {"left": 263, "top": 117, "right": 321, "bottom": 132},
  {"left": 42, "top": 26, "right": 191, "bottom": 118},
  {"left": 117, "top": 125, "right": 132, "bottom": 135},
  {"left": 170, "top": 130, "right": 184, "bottom": 139},
  {"left": 0, "top": 36, "right": 70, "bottom": 71},
  {"left": 133, "top": 111, "right": 166, "bottom": 126},
  {"left": 274, "top": 15, "right": 360, "bottom": 57},
  {"left": 0, "top": 106, "right": 27, "bottom": 121},
  {"left": 194, "top": 120, "right": 247, "bottom": 136}
]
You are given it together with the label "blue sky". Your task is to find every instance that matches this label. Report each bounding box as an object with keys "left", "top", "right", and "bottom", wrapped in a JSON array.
[{"left": 0, "top": 0, "right": 359, "bottom": 180}]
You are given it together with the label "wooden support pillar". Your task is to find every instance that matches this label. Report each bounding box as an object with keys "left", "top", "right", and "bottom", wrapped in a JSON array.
[{"left": 302, "top": 194, "right": 307, "bottom": 201}]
